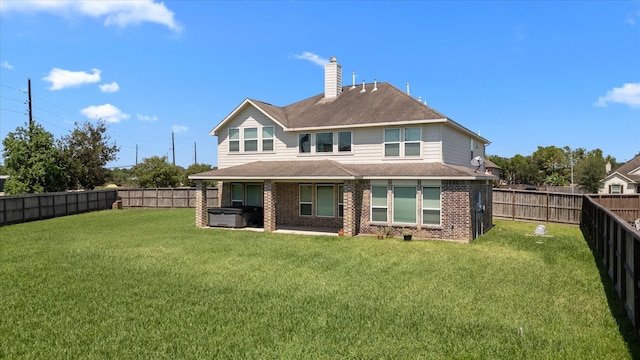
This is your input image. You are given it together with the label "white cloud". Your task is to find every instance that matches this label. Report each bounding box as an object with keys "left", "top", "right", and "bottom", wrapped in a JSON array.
[
  {"left": 172, "top": 125, "right": 188, "bottom": 134},
  {"left": 80, "top": 104, "right": 130, "bottom": 123},
  {"left": 0, "top": 61, "right": 13, "bottom": 70},
  {"left": 294, "top": 52, "right": 329, "bottom": 67},
  {"left": 44, "top": 68, "right": 101, "bottom": 91},
  {"left": 626, "top": 11, "right": 640, "bottom": 26},
  {"left": 99, "top": 82, "right": 120, "bottom": 93},
  {"left": 0, "top": 0, "right": 182, "bottom": 32},
  {"left": 595, "top": 83, "right": 640, "bottom": 109},
  {"left": 137, "top": 113, "right": 158, "bottom": 122}
]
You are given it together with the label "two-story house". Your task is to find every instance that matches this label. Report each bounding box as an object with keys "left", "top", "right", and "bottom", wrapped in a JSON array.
[
  {"left": 600, "top": 154, "right": 640, "bottom": 194},
  {"left": 190, "top": 57, "right": 496, "bottom": 242}
]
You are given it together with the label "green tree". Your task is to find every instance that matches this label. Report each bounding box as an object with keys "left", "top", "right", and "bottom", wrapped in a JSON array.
[
  {"left": 2, "top": 122, "right": 67, "bottom": 194},
  {"left": 575, "top": 149, "right": 607, "bottom": 193},
  {"left": 58, "top": 120, "right": 119, "bottom": 190},
  {"left": 0, "top": 164, "right": 6, "bottom": 175},
  {"left": 131, "top": 156, "right": 182, "bottom": 188},
  {"left": 509, "top": 154, "right": 540, "bottom": 185},
  {"left": 532, "top": 145, "right": 568, "bottom": 182},
  {"left": 106, "top": 167, "right": 137, "bottom": 187},
  {"left": 182, "top": 163, "right": 216, "bottom": 187}
]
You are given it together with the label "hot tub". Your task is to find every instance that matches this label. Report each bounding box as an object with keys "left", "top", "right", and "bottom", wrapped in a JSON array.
[{"left": 207, "top": 206, "right": 263, "bottom": 228}]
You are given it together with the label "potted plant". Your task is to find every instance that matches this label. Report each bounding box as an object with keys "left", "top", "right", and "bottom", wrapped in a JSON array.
[
  {"left": 385, "top": 227, "right": 394, "bottom": 238},
  {"left": 402, "top": 227, "right": 412, "bottom": 241},
  {"left": 338, "top": 229, "right": 344, "bottom": 236},
  {"left": 376, "top": 229, "right": 385, "bottom": 240}
]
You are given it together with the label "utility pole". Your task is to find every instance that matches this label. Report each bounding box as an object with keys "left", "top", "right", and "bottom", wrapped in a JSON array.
[
  {"left": 135, "top": 144, "right": 138, "bottom": 165},
  {"left": 27, "top": 78, "right": 33, "bottom": 128},
  {"left": 171, "top": 132, "right": 176, "bottom": 166},
  {"left": 194, "top": 142, "right": 197, "bottom": 165}
]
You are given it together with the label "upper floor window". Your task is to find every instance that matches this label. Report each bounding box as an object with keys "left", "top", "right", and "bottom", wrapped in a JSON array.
[
  {"left": 229, "top": 128, "right": 240, "bottom": 152},
  {"left": 229, "top": 126, "right": 274, "bottom": 153},
  {"left": 298, "top": 131, "right": 352, "bottom": 154},
  {"left": 385, "top": 127, "right": 421, "bottom": 157},
  {"left": 338, "top": 131, "right": 352, "bottom": 152},
  {"left": 244, "top": 127, "right": 258, "bottom": 151},
  {"left": 299, "top": 134, "right": 311, "bottom": 153},
  {"left": 316, "top": 132, "right": 334, "bottom": 153},
  {"left": 262, "top": 127, "right": 274, "bottom": 151}
]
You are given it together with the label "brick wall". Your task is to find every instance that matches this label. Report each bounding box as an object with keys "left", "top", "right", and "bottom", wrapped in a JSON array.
[{"left": 275, "top": 183, "right": 343, "bottom": 228}]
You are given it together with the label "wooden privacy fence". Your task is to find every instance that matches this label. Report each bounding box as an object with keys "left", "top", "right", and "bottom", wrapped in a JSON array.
[
  {"left": 581, "top": 195, "right": 640, "bottom": 339},
  {"left": 0, "top": 190, "right": 117, "bottom": 226},
  {"left": 589, "top": 194, "right": 640, "bottom": 223},
  {"left": 492, "top": 189, "right": 583, "bottom": 224},
  {"left": 116, "top": 188, "right": 218, "bottom": 208}
]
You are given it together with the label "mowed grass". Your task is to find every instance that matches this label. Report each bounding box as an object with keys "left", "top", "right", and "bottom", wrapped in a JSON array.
[{"left": 0, "top": 209, "right": 635, "bottom": 359}]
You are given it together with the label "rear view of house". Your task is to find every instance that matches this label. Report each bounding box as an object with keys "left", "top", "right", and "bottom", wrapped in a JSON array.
[{"left": 190, "top": 57, "right": 496, "bottom": 242}]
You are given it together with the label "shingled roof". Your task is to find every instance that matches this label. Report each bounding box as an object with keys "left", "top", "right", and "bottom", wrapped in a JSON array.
[
  {"left": 213, "top": 82, "right": 487, "bottom": 143},
  {"left": 189, "top": 160, "right": 494, "bottom": 181},
  {"left": 609, "top": 154, "right": 640, "bottom": 182}
]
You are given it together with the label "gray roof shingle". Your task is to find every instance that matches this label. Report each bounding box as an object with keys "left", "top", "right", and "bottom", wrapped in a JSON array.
[{"left": 190, "top": 160, "right": 495, "bottom": 180}]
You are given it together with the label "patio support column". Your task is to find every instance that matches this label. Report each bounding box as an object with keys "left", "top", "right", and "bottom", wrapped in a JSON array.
[
  {"left": 263, "top": 180, "right": 276, "bottom": 232},
  {"left": 195, "top": 180, "right": 207, "bottom": 228},
  {"left": 343, "top": 180, "right": 356, "bottom": 236}
]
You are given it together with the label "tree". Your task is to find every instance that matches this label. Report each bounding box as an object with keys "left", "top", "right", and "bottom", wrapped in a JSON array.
[
  {"left": 106, "top": 167, "right": 137, "bottom": 187},
  {"left": 532, "top": 145, "right": 569, "bottom": 182},
  {"left": 575, "top": 149, "right": 607, "bottom": 193},
  {"left": 0, "top": 164, "right": 6, "bottom": 175},
  {"left": 131, "top": 156, "right": 182, "bottom": 188},
  {"left": 182, "top": 163, "right": 216, "bottom": 187},
  {"left": 2, "top": 122, "right": 67, "bottom": 194},
  {"left": 58, "top": 120, "right": 119, "bottom": 190},
  {"left": 509, "top": 154, "right": 540, "bottom": 185}
]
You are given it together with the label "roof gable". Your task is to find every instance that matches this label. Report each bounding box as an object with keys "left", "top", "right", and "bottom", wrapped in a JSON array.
[
  {"left": 212, "top": 82, "right": 490, "bottom": 144},
  {"left": 608, "top": 153, "right": 640, "bottom": 183},
  {"left": 211, "top": 98, "right": 288, "bottom": 136}
]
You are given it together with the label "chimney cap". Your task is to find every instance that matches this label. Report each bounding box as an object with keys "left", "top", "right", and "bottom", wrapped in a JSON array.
[{"left": 330, "top": 56, "right": 337, "bottom": 63}]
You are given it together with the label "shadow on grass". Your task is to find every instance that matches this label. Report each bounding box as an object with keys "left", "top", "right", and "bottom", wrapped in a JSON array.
[{"left": 581, "top": 227, "right": 640, "bottom": 359}]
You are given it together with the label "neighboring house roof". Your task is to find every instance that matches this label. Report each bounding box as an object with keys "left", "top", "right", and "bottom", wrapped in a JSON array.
[
  {"left": 190, "top": 160, "right": 495, "bottom": 181},
  {"left": 212, "top": 82, "right": 490, "bottom": 144},
  {"left": 604, "top": 154, "right": 640, "bottom": 183},
  {"left": 484, "top": 159, "right": 500, "bottom": 169}
]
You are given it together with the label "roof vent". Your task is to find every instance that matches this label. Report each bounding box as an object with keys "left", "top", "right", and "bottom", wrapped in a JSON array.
[
  {"left": 360, "top": 80, "right": 366, "bottom": 92},
  {"left": 406, "top": 82, "right": 410, "bottom": 95},
  {"left": 351, "top": 72, "right": 356, "bottom": 89},
  {"left": 373, "top": 78, "right": 378, "bottom": 92}
]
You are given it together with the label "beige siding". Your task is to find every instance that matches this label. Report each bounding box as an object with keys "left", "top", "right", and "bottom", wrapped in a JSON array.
[
  {"left": 218, "top": 107, "right": 288, "bottom": 169},
  {"left": 217, "top": 105, "right": 479, "bottom": 168}
]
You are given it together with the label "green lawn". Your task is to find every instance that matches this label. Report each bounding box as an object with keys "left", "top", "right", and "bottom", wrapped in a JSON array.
[{"left": 0, "top": 209, "right": 636, "bottom": 359}]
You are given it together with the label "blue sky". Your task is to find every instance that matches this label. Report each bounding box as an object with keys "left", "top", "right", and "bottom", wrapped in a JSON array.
[{"left": 1, "top": 1, "right": 639, "bottom": 169}]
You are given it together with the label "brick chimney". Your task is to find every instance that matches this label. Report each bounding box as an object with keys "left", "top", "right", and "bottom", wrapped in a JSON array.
[{"left": 324, "top": 56, "right": 342, "bottom": 99}]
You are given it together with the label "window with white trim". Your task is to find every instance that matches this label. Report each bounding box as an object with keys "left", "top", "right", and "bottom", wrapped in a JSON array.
[
  {"left": 404, "top": 127, "right": 421, "bottom": 157},
  {"left": 299, "top": 134, "right": 311, "bottom": 153},
  {"left": 316, "top": 185, "right": 335, "bottom": 217},
  {"left": 300, "top": 184, "right": 313, "bottom": 216},
  {"left": 338, "top": 131, "right": 352, "bottom": 152},
  {"left": 385, "top": 127, "right": 421, "bottom": 157},
  {"left": 316, "top": 132, "right": 334, "bottom": 153},
  {"left": 384, "top": 129, "right": 400, "bottom": 157},
  {"left": 422, "top": 185, "right": 441, "bottom": 225},
  {"left": 610, "top": 184, "right": 622, "bottom": 194},
  {"left": 393, "top": 185, "right": 417, "bottom": 224},
  {"left": 229, "top": 128, "right": 240, "bottom": 152},
  {"left": 244, "top": 127, "right": 258, "bottom": 151},
  {"left": 371, "top": 184, "right": 388, "bottom": 222},
  {"left": 262, "top": 126, "right": 274, "bottom": 151}
]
